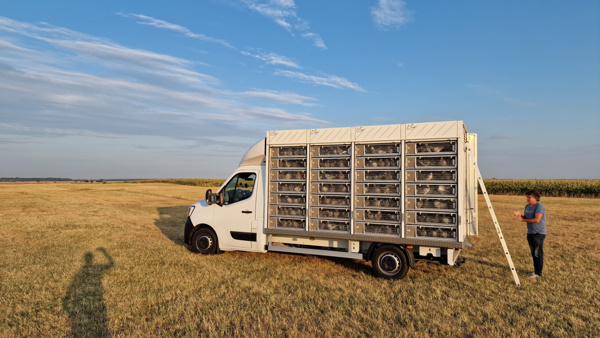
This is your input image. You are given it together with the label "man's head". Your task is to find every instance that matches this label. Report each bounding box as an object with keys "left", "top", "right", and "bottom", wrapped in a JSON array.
[{"left": 526, "top": 190, "right": 541, "bottom": 204}]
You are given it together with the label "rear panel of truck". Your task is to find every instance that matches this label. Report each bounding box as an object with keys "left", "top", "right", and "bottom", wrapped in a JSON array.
[{"left": 264, "top": 121, "right": 477, "bottom": 250}]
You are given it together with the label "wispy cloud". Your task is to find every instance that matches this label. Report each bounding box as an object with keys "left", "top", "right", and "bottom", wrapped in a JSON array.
[
  {"left": 240, "top": 90, "right": 318, "bottom": 106},
  {"left": 242, "top": 0, "right": 297, "bottom": 30},
  {"left": 0, "top": 16, "right": 327, "bottom": 148},
  {"left": 118, "top": 13, "right": 235, "bottom": 49},
  {"left": 468, "top": 84, "right": 537, "bottom": 107},
  {"left": 371, "top": 0, "right": 413, "bottom": 29},
  {"left": 241, "top": 0, "right": 327, "bottom": 49},
  {"left": 301, "top": 32, "right": 326, "bottom": 50},
  {"left": 241, "top": 50, "right": 300, "bottom": 68},
  {"left": 0, "top": 39, "right": 30, "bottom": 52},
  {"left": 275, "top": 70, "right": 365, "bottom": 92}
]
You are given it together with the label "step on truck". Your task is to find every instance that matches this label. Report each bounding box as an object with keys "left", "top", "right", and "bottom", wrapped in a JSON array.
[{"left": 184, "top": 120, "right": 479, "bottom": 279}]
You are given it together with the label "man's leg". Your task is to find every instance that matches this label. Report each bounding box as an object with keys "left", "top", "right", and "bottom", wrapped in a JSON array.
[
  {"left": 527, "top": 234, "right": 536, "bottom": 274},
  {"left": 532, "top": 234, "right": 545, "bottom": 276}
]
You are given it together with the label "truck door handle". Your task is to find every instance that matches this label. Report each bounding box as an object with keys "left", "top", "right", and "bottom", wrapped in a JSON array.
[{"left": 242, "top": 210, "right": 253, "bottom": 214}]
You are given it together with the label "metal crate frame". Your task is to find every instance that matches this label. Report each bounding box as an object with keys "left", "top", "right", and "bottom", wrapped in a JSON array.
[{"left": 266, "top": 121, "right": 469, "bottom": 245}]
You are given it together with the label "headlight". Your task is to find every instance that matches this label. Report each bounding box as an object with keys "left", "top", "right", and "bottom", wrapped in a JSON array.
[{"left": 188, "top": 205, "right": 195, "bottom": 217}]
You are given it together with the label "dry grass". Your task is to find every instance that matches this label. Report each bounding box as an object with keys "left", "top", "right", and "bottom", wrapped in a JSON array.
[{"left": 1, "top": 182, "right": 598, "bottom": 337}]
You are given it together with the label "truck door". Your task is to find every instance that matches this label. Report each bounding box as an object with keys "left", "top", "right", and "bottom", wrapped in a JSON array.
[{"left": 214, "top": 172, "right": 257, "bottom": 249}]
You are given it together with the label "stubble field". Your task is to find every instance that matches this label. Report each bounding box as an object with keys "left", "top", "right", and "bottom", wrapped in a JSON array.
[{"left": 1, "top": 182, "right": 598, "bottom": 337}]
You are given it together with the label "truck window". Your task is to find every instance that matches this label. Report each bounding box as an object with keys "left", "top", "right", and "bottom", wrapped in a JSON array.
[{"left": 222, "top": 173, "right": 256, "bottom": 205}]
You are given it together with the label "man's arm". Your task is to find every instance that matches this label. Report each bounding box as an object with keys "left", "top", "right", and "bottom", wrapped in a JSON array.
[{"left": 518, "top": 213, "right": 543, "bottom": 223}]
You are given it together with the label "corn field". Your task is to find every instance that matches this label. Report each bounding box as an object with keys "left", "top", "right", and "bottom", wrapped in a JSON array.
[
  {"left": 138, "top": 179, "right": 599, "bottom": 198},
  {"left": 481, "top": 179, "right": 600, "bottom": 198}
]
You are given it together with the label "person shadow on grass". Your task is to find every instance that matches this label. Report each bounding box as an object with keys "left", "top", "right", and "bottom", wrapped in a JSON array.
[{"left": 63, "top": 248, "right": 114, "bottom": 337}]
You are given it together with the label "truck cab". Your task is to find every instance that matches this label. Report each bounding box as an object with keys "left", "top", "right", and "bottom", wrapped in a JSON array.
[{"left": 184, "top": 139, "right": 267, "bottom": 253}]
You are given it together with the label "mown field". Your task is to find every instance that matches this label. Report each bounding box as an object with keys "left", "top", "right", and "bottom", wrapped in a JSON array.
[{"left": 1, "top": 182, "right": 598, "bottom": 336}]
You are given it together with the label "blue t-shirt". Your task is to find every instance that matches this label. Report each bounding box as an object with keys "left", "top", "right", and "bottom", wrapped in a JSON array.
[{"left": 524, "top": 202, "right": 546, "bottom": 234}]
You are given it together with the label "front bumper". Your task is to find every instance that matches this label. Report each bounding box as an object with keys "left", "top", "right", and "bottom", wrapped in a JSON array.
[{"left": 184, "top": 217, "right": 194, "bottom": 245}]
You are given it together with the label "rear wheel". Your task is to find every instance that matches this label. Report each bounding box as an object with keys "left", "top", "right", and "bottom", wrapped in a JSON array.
[
  {"left": 190, "top": 228, "right": 218, "bottom": 255},
  {"left": 372, "top": 245, "right": 409, "bottom": 279}
]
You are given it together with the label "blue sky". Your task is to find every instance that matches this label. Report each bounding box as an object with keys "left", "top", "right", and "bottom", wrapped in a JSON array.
[{"left": 1, "top": 0, "right": 599, "bottom": 179}]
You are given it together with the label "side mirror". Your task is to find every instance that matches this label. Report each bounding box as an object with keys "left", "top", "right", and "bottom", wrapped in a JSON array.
[
  {"left": 218, "top": 189, "right": 225, "bottom": 207},
  {"left": 205, "top": 189, "right": 213, "bottom": 205}
]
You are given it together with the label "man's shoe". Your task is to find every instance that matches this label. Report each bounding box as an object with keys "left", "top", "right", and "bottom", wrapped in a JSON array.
[{"left": 528, "top": 273, "right": 540, "bottom": 278}]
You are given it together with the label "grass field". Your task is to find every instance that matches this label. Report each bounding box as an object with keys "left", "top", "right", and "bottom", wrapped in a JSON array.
[{"left": 1, "top": 182, "right": 598, "bottom": 336}]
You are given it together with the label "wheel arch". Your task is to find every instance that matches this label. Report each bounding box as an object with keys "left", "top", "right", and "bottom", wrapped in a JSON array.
[
  {"left": 366, "top": 242, "right": 415, "bottom": 267},
  {"left": 185, "top": 220, "right": 216, "bottom": 245}
]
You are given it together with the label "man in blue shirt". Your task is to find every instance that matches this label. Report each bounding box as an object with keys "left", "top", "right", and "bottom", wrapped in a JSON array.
[{"left": 513, "top": 190, "right": 547, "bottom": 278}]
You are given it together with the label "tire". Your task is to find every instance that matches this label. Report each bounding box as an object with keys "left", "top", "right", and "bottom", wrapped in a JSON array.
[
  {"left": 372, "top": 245, "right": 409, "bottom": 279},
  {"left": 190, "top": 228, "right": 218, "bottom": 255}
]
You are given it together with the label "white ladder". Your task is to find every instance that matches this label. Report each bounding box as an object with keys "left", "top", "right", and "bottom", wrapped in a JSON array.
[{"left": 470, "top": 149, "right": 521, "bottom": 287}]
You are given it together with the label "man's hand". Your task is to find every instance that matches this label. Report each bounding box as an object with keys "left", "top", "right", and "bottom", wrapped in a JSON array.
[{"left": 512, "top": 210, "right": 523, "bottom": 221}]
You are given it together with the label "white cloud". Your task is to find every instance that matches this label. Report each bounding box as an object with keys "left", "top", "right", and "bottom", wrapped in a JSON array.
[
  {"left": 371, "top": 0, "right": 413, "bottom": 29},
  {"left": 118, "top": 13, "right": 235, "bottom": 49},
  {"left": 0, "top": 16, "right": 327, "bottom": 147},
  {"left": 242, "top": 0, "right": 296, "bottom": 30},
  {"left": 241, "top": 50, "right": 300, "bottom": 68},
  {"left": 0, "top": 39, "right": 30, "bottom": 52},
  {"left": 302, "top": 33, "right": 327, "bottom": 50},
  {"left": 240, "top": 90, "right": 318, "bottom": 106},
  {"left": 274, "top": 70, "right": 365, "bottom": 92},
  {"left": 242, "top": 0, "right": 326, "bottom": 49}
]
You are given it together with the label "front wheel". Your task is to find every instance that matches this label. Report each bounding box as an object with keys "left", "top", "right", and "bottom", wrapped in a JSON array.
[
  {"left": 190, "top": 228, "right": 219, "bottom": 255},
  {"left": 372, "top": 245, "right": 409, "bottom": 279}
]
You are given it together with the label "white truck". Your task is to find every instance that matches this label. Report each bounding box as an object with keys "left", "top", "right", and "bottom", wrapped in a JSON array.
[{"left": 184, "top": 120, "right": 479, "bottom": 279}]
